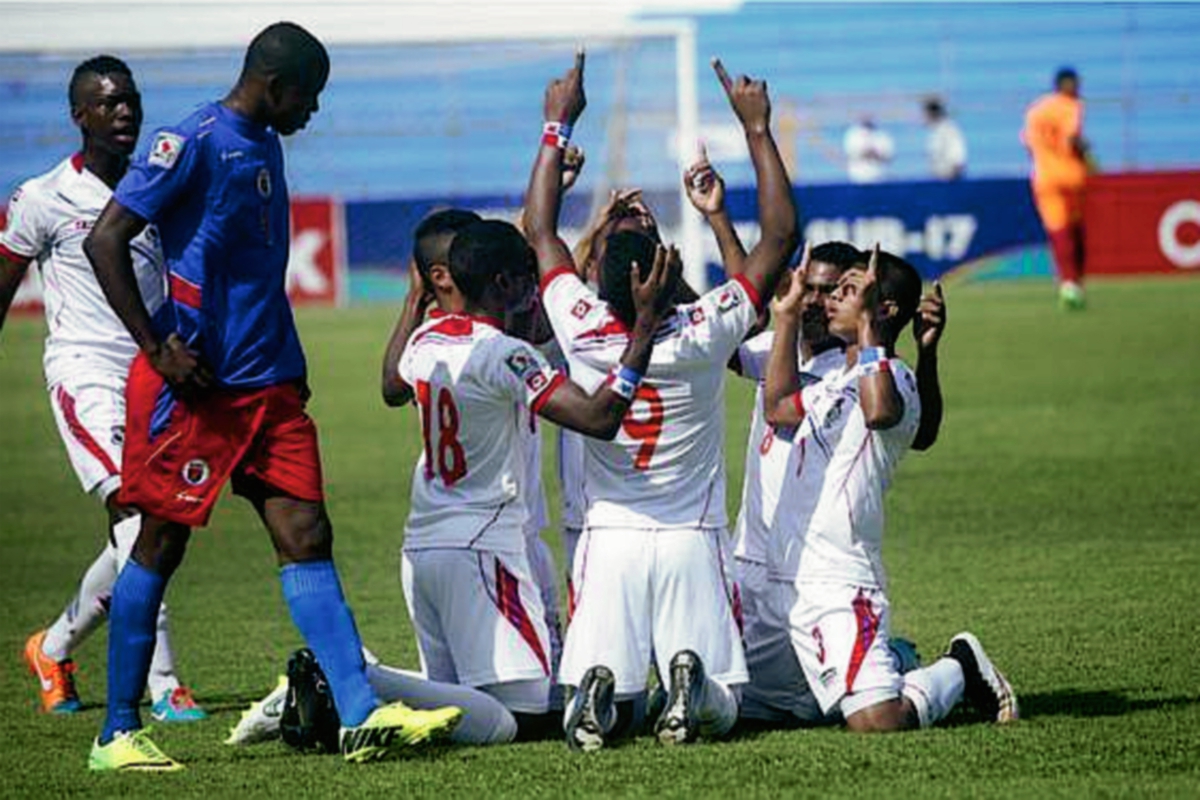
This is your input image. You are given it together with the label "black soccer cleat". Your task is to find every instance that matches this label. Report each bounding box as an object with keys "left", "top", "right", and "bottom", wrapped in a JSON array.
[
  {"left": 655, "top": 649, "right": 705, "bottom": 745},
  {"left": 280, "top": 648, "right": 342, "bottom": 753},
  {"left": 947, "top": 632, "right": 1019, "bottom": 724},
  {"left": 564, "top": 665, "right": 615, "bottom": 753}
]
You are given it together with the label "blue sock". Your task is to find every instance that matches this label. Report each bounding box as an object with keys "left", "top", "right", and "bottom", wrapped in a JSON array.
[
  {"left": 280, "top": 560, "right": 378, "bottom": 727},
  {"left": 101, "top": 561, "right": 166, "bottom": 743}
]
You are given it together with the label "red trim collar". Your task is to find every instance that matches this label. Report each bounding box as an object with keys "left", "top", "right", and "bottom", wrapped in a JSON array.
[
  {"left": 70, "top": 152, "right": 85, "bottom": 173},
  {"left": 539, "top": 265, "right": 577, "bottom": 296},
  {"left": 428, "top": 309, "right": 502, "bottom": 330}
]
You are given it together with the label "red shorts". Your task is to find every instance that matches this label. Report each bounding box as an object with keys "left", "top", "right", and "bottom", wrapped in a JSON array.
[{"left": 119, "top": 352, "right": 324, "bottom": 527}]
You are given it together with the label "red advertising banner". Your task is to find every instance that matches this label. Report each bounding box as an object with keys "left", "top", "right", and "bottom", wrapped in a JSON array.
[
  {"left": 1085, "top": 171, "right": 1200, "bottom": 275},
  {"left": 2, "top": 197, "right": 346, "bottom": 313}
]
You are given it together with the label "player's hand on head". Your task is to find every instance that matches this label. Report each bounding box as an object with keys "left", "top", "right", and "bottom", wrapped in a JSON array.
[
  {"left": 712, "top": 58, "right": 771, "bottom": 134},
  {"left": 150, "top": 333, "right": 213, "bottom": 398},
  {"left": 631, "top": 244, "right": 676, "bottom": 323},
  {"left": 562, "top": 145, "right": 586, "bottom": 192},
  {"left": 544, "top": 49, "right": 587, "bottom": 126},
  {"left": 770, "top": 241, "right": 809, "bottom": 318},
  {"left": 913, "top": 281, "right": 946, "bottom": 352},
  {"left": 684, "top": 142, "right": 726, "bottom": 215},
  {"left": 407, "top": 259, "right": 433, "bottom": 310}
]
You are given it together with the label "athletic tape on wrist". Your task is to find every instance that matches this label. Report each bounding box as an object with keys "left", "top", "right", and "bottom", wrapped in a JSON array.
[
  {"left": 542, "top": 121, "right": 572, "bottom": 149},
  {"left": 859, "top": 346, "right": 887, "bottom": 365},
  {"left": 609, "top": 365, "right": 642, "bottom": 401},
  {"left": 859, "top": 358, "right": 891, "bottom": 377}
]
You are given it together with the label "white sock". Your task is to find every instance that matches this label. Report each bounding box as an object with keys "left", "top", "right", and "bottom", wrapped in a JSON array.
[
  {"left": 111, "top": 514, "right": 141, "bottom": 571},
  {"left": 41, "top": 543, "right": 118, "bottom": 662},
  {"left": 146, "top": 601, "right": 181, "bottom": 700},
  {"left": 697, "top": 678, "right": 739, "bottom": 739},
  {"left": 525, "top": 533, "right": 563, "bottom": 672},
  {"left": 365, "top": 662, "right": 517, "bottom": 745},
  {"left": 901, "top": 657, "right": 965, "bottom": 728}
]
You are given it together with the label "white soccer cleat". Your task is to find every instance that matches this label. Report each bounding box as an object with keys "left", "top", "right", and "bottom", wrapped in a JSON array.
[
  {"left": 947, "top": 632, "right": 1019, "bottom": 724},
  {"left": 224, "top": 675, "right": 287, "bottom": 746}
]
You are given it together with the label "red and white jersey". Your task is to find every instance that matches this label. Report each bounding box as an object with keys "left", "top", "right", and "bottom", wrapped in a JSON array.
[
  {"left": 398, "top": 311, "right": 566, "bottom": 552},
  {"left": 0, "top": 154, "right": 165, "bottom": 387},
  {"left": 769, "top": 357, "right": 920, "bottom": 587},
  {"left": 541, "top": 267, "right": 761, "bottom": 530},
  {"left": 732, "top": 331, "right": 845, "bottom": 565}
]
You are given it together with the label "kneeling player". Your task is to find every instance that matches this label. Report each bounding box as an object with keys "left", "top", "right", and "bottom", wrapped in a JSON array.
[{"left": 759, "top": 246, "right": 1017, "bottom": 732}]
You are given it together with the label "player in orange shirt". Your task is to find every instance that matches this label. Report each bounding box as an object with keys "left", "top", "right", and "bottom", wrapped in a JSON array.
[{"left": 1022, "top": 67, "right": 1091, "bottom": 310}]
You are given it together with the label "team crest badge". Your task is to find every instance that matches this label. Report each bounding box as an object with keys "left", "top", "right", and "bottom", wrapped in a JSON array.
[
  {"left": 256, "top": 168, "right": 272, "bottom": 199},
  {"left": 505, "top": 350, "right": 537, "bottom": 378},
  {"left": 147, "top": 132, "right": 185, "bottom": 169},
  {"left": 716, "top": 288, "right": 742, "bottom": 313},
  {"left": 687, "top": 307, "right": 706, "bottom": 326},
  {"left": 571, "top": 299, "right": 592, "bottom": 319},
  {"left": 182, "top": 459, "right": 211, "bottom": 487}
]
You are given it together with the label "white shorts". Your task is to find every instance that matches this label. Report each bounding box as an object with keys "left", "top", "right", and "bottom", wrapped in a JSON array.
[
  {"left": 559, "top": 526, "right": 748, "bottom": 696},
  {"left": 47, "top": 378, "right": 125, "bottom": 501},
  {"left": 735, "top": 557, "right": 768, "bottom": 638},
  {"left": 401, "top": 548, "right": 552, "bottom": 713},
  {"left": 740, "top": 579, "right": 826, "bottom": 725},
  {"left": 785, "top": 582, "right": 903, "bottom": 719}
]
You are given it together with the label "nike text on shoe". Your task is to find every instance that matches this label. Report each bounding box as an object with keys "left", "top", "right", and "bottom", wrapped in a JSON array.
[
  {"left": 564, "top": 665, "right": 615, "bottom": 753},
  {"left": 224, "top": 675, "right": 287, "bottom": 745},
  {"left": 88, "top": 728, "right": 184, "bottom": 772},
  {"left": 24, "top": 630, "right": 82, "bottom": 714},
  {"left": 656, "top": 649, "right": 705, "bottom": 745},
  {"left": 340, "top": 702, "right": 463, "bottom": 763},
  {"left": 948, "top": 632, "right": 1019, "bottom": 723}
]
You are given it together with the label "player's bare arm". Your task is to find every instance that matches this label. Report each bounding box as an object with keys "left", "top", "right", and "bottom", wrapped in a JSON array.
[
  {"left": 762, "top": 243, "right": 810, "bottom": 427},
  {"left": 572, "top": 188, "right": 643, "bottom": 277},
  {"left": 911, "top": 281, "right": 945, "bottom": 451},
  {"left": 85, "top": 199, "right": 211, "bottom": 392},
  {"left": 853, "top": 245, "right": 905, "bottom": 430},
  {"left": 684, "top": 142, "right": 747, "bottom": 276},
  {"left": 516, "top": 144, "right": 585, "bottom": 238},
  {"left": 382, "top": 260, "right": 432, "bottom": 407},
  {"left": 0, "top": 251, "right": 31, "bottom": 333},
  {"left": 524, "top": 50, "right": 587, "bottom": 279},
  {"left": 538, "top": 243, "right": 676, "bottom": 440},
  {"left": 712, "top": 58, "right": 798, "bottom": 299}
]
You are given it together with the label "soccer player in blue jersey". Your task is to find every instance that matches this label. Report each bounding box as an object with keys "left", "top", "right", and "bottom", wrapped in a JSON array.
[{"left": 83, "top": 22, "right": 462, "bottom": 771}]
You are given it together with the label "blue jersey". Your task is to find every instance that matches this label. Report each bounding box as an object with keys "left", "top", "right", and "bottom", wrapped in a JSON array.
[{"left": 115, "top": 102, "right": 305, "bottom": 388}]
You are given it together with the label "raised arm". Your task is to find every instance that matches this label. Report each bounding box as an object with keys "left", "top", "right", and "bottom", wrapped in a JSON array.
[
  {"left": 538, "top": 244, "right": 676, "bottom": 439},
  {"left": 525, "top": 50, "right": 587, "bottom": 280},
  {"left": 762, "top": 243, "right": 809, "bottom": 427},
  {"left": 712, "top": 59, "right": 798, "bottom": 301},
  {"left": 381, "top": 260, "right": 432, "bottom": 407},
  {"left": 684, "top": 143, "right": 747, "bottom": 276},
  {"left": 911, "top": 281, "right": 945, "bottom": 451},
  {"left": 84, "top": 199, "right": 210, "bottom": 393},
  {"left": 856, "top": 245, "right": 905, "bottom": 430}
]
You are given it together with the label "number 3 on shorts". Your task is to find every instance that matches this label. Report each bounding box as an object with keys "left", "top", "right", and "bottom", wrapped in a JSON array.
[{"left": 621, "top": 383, "right": 663, "bottom": 471}]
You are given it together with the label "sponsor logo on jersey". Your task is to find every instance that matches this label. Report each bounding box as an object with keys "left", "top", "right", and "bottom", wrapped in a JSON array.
[
  {"left": 181, "top": 458, "right": 210, "bottom": 487},
  {"left": 526, "top": 372, "right": 549, "bottom": 392},
  {"left": 818, "top": 667, "right": 837, "bottom": 687},
  {"left": 148, "top": 132, "right": 185, "bottom": 169},
  {"left": 505, "top": 350, "right": 538, "bottom": 379},
  {"left": 111, "top": 425, "right": 125, "bottom": 447},
  {"left": 570, "top": 299, "right": 592, "bottom": 319},
  {"left": 687, "top": 306, "right": 706, "bottom": 326},
  {"left": 717, "top": 287, "right": 742, "bottom": 313},
  {"left": 257, "top": 168, "right": 272, "bottom": 199}
]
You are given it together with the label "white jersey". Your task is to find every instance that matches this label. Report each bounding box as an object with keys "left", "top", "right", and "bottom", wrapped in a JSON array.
[
  {"left": 0, "top": 154, "right": 165, "bottom": 387},
  {"left": 542, "top": 268, "right": 760, "bottom": 530},
  {"left": 398, "top": 311, "right": 565, "bottom": 552},
  {"left": 769, "top": 357, "right": 921, "bottom": 587},
  {"left": 732, "top": 331, "right": 845, "bottom": 565}
]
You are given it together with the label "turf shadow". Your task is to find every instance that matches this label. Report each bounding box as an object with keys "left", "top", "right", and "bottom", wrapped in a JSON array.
[{"left": 1017, "top": 689, "right": 1200, "bottom": 719}]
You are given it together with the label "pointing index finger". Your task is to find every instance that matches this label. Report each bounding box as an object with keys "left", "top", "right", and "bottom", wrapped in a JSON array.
[
  {"left": 574, "top": 47, "right": 586, "bottom": 78},
  {"left": 711, "top": 57, "right": 733, "bottom": 96}
]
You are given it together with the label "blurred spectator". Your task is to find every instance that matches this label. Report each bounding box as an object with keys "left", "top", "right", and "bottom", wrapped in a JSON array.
[
  {"left": 923, "top": 98, "right": 967, "bottom": 180},
  {"left": 843, "top": 116, "right": 893, "bottom": 183}
]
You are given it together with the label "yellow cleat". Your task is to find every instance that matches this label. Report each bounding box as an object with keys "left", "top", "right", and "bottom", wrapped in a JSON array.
[
  {"left": 88, "top": 728, "right": 184, "bottom": 772},
  {"left": 340, "top": 701, "right": 463, "bottom": 763}
]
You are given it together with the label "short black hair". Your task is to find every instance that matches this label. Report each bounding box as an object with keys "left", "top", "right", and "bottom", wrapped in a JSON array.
[
  {"left": 1055, "top": 66, "right": 1079, "bottom": 87},
  {"left": 448, "top": 219, "right": 534, "bottom": 305},
  {"left": 413, "top": 209, "right": 481, "bottom": 281},
  {"left": 809, "top": 241, "right": 864, "bottom": 272},
  {"left": 69, "top": 55, "right": 132, "bottom": 110},
  {"left": 599, "top": 229, "right": 659, "bottom": 326},
  {"left": 874, "top": 251, "right": 923, "bottom": 343},
  {"left": 242, "top": 22, "right": 330, "bottom": 91},
  {"left": 924, "top": 97, "right": 946, "bottom": 118}
]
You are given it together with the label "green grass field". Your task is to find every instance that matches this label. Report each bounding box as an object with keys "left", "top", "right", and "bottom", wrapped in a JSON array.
[{"left": 1, "top": 278, "right": 1198, "bottom": 798}]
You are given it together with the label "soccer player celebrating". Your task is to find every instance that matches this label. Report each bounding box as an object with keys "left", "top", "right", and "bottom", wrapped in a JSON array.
[
  {"left": 525, "top": 52, "right": 799, "bottom": 750},
  {"left": 1022, "top": 67, "right": 1091, "bottom": 310},
  {"left": 391, "top": 216, "right": 673, "bottom": 737},
  {"left": 760, "top": 245, "right": 1017, "bottom": 733},
  {"left": 0, "top": 55, "right": 204, "bottom": 722},
  {"left": 82, "top": 22, "right": 461, "bottom": 771}
]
